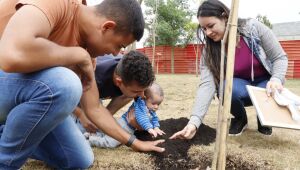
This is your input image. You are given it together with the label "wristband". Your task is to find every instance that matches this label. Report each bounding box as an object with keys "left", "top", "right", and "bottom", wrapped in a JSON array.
[{"left": 125, "top": 134, "right": 136, "bottom": 147}]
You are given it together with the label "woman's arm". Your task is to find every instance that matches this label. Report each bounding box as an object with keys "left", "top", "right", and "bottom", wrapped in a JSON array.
[
  {"left": 170, "top": 55, "right": 216, "bottom": 139},
  {"left": 254, "top": 19, "right": 288, "bottom": 84}
]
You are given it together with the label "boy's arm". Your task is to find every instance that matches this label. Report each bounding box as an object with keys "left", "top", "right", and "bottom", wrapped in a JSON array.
[
  {"left": 150, "top": 111, "right": 160, "bottom": 128},
  {"left": 134, "top": 98, "right": 153, "bottom": 131},
  {"left": 106, "top": 95, "right": 133, "bottom": 115},
  {"left": 0, "top": 5, "right": 93, "bottom": 89},
  {"left": 80, "top": 80, "right": 164, "bottom": 152}
]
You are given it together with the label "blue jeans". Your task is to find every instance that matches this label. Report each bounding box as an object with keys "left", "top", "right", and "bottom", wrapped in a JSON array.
[
  {"left": 230, "top": 76, "right": 270, "bottom": 120},
  {"left": 0, "top": 67, "right": 94, "bottom": 169}
]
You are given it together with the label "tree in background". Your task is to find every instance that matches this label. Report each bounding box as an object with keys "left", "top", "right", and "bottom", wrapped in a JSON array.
[
  {"left": 144, "top": 0, "right": 195, "bottom": 73},
  {"left": 256, "top": 14, "right": 272, "bottom": 29}
]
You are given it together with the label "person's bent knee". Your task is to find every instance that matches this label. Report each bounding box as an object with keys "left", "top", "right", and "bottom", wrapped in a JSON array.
[
  {"left": 71, "top": 148, "right": 94, "bottom": 169},
  {"left": 48, "top": 67, "right": 82, "bottom": 114},
  {"left": 80, "top": 151, "right": 94, "bottom": 169}
]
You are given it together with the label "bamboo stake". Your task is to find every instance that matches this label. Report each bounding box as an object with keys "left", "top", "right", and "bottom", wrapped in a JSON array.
[
  {"left": 216, "top": 0, "right": 239, "bottom": 169},
  {"left": 211, "top": 2, "right": 233, "bottom": 169},
  {"left": 152, "top": 0, "right": 158, "bottom": 67}
]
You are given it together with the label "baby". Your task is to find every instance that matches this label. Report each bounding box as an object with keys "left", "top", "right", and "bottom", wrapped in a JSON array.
[{"left": 86, "top": 82, "right": 165, "bottom": 148}]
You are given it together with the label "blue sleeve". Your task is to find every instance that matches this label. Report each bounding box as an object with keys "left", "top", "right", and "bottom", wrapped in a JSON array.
[
  {"left": 121, "top": 102, "right": 134, "bottom": 120},
  {"left": 150, "top": 110, "right": 160, "bottom": 128},
  {"left": 134, "top": 97, "right": 153, "bottom": 130}
]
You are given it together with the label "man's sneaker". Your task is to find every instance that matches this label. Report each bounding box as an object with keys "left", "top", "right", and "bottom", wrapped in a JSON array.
[
  {"left": 229, "top": 118, "right": 248, "bottom": 136},
  {"left": 257, "top": 117, "right": 272, "bottom": 135}
]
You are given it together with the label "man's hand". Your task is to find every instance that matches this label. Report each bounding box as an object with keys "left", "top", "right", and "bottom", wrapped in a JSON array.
[
  {"left": 169, "top": 124, "right": 197, "bottom": 140},
  {"left": 79, "top": 113, "right": 98, "bottom": 133},
  {"left": 131, "top": 139, "right": 165, "bottom": 152},
  {"left": 91, "top": 57, "right": 97, "bottom": 71},
  {"left": 266, "top": 80, "right": 283, "bottom": 97},
  {"left": 76, "top": 50, "right": 95, "bottom": 91}
]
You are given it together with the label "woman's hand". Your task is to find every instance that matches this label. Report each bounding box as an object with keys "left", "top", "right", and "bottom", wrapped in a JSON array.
[
  {"left": 266, "top": 80, "right": 283, "bottom": 96},
  {"left": 169, "top": 124, "right": 197, "bottom": 140}
]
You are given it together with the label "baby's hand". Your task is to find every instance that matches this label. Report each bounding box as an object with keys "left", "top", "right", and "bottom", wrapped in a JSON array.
[
  {"left": 148, "top": 128, "right": 158, "bottom": 138},
  {"left": 154, "top": 127, "right": 166, "bottom": 136}
]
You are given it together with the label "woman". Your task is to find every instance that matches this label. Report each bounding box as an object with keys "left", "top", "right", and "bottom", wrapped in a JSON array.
[{"left": 170, "top": 0, "right": 288, "bottom": 139}]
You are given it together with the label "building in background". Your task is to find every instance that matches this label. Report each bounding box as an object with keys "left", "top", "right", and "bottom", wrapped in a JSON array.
[{"left": 273, "top": 21, "right": 300, "bottom": 79}]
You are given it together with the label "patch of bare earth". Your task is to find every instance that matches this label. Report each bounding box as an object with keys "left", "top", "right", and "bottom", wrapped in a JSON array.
[{"left": 136, "top": 118, "right": 273, "bottom": 170}]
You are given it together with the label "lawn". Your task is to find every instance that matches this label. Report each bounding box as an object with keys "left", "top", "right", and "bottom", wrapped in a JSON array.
[{"left": 23, "top": 74, "right": 300, "bottom": 169}]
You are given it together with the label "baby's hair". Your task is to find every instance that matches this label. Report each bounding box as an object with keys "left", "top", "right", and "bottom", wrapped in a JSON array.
[
  {"left": 145, "top": 82, "right": 164, "bottom": 99},
  {"left": 150, "top": 82, "right": 164, "bottom": 97}
]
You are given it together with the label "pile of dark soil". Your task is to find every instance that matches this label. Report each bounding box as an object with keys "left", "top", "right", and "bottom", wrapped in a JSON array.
[
  {"left": 135, "top": 118, "right": 273, "bottom": 170},
  {"left": 135, "top": 118, "right": 216, "bottom": 169}
]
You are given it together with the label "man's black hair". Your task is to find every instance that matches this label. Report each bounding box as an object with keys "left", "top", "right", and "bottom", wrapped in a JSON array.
[
  {"left": 95, "top": 0, "right": 145, "bottom": 41},
  {"left": 115, "top": 51, "right": 155, "bottom": 87}
]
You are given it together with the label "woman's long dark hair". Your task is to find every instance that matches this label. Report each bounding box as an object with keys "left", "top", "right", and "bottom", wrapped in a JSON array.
[{"left": 197, "top": 0, "right": 230, "bottom": 86}]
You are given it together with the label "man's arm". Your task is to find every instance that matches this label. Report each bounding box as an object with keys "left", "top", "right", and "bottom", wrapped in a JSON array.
[
  {"left": 80, "top": 80, "right": 165, "bottom": 152},
  {"left": 0, "top": 5, "right": 93, "bottom": 88},
  {"left": 73, "top": 107, "right": 98, "bottom": 133},
  {"left": 106, "top": 95, "right": 133, "bottom": 114}
]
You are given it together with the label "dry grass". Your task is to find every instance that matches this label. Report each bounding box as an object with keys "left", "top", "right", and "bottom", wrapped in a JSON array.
[{"left": 23, "top": 74, "right": 300, "bottom": 170}]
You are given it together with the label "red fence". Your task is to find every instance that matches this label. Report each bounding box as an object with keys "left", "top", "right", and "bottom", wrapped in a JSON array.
[
  {"left": 138, "top": 40, "right": 300, "bottom": 79},
  {"left": 280, "top": 40, "right": 300, "bottom": 79},
  {"left": 138, "top": 44, "right": 203, "bottom": 74}
]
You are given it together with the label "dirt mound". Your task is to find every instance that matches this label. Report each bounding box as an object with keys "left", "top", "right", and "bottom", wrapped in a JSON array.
[
  {"left": 135, "top": 118, "right": 273, "bottom": 170},
  {"left": 135, "top": 118, "right": 216, "bottom": 169}
]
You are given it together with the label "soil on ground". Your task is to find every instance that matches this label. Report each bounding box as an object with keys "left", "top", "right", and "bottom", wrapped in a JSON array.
[
  {"left": 135, "top": 118, "right": 216, "bottom": 169},
  {"left": 135, "top": 118, "right": 272, "bottom": 170}
]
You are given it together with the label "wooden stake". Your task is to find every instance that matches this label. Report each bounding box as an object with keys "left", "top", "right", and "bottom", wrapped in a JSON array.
[
  {"left": 212, "top": 0, "right": 240, "bottom": 169},
  {"left": 211, "top": 4, "right": 232, "bottom": 169}
]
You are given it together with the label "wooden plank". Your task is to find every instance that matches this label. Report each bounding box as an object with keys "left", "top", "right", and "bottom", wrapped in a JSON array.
[{"left": 247, "top": 85, "right": 300, "bottom": 130}]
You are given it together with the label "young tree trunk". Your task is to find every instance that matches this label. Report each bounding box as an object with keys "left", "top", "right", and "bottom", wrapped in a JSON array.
[{"left": 171, "top": 46, "right": 174, "bottom": 74}]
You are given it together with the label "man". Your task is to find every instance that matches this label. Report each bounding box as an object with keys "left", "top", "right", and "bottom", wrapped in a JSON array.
[
  {"left": 75, "top": 51, "right": 155, "bottom": 133},
  {"left": 0, "top": 0, "right": 164, "bottom": 169}
]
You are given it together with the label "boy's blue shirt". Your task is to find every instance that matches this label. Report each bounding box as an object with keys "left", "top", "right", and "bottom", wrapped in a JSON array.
[{"left": 122, "top": 97, "right": 160, "bottom": 131}]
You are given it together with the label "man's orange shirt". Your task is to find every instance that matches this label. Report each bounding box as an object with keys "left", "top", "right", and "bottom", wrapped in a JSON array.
[{"left": 0, "top": 0, "right": 86, "bottom": 46}]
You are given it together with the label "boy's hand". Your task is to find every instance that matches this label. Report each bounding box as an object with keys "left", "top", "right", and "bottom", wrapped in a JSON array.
[
  {"left": 148, "top": 128, "right": 158, "bottom": 138},
  {"left": 154, "top": 127, "right": 166, "bottom": 136}
]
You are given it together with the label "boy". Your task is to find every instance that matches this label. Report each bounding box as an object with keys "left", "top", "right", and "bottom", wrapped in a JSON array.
[{"left": 86, "top": 83, "right": 165, "bottom": 148}]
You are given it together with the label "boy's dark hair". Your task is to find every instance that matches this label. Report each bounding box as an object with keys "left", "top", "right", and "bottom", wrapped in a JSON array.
[
  {"left": 115, "top": 51, "right": 155, "bottom": 88},
  {"left": 95, "top": 0, "right": 145, "bottom": 41}
]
